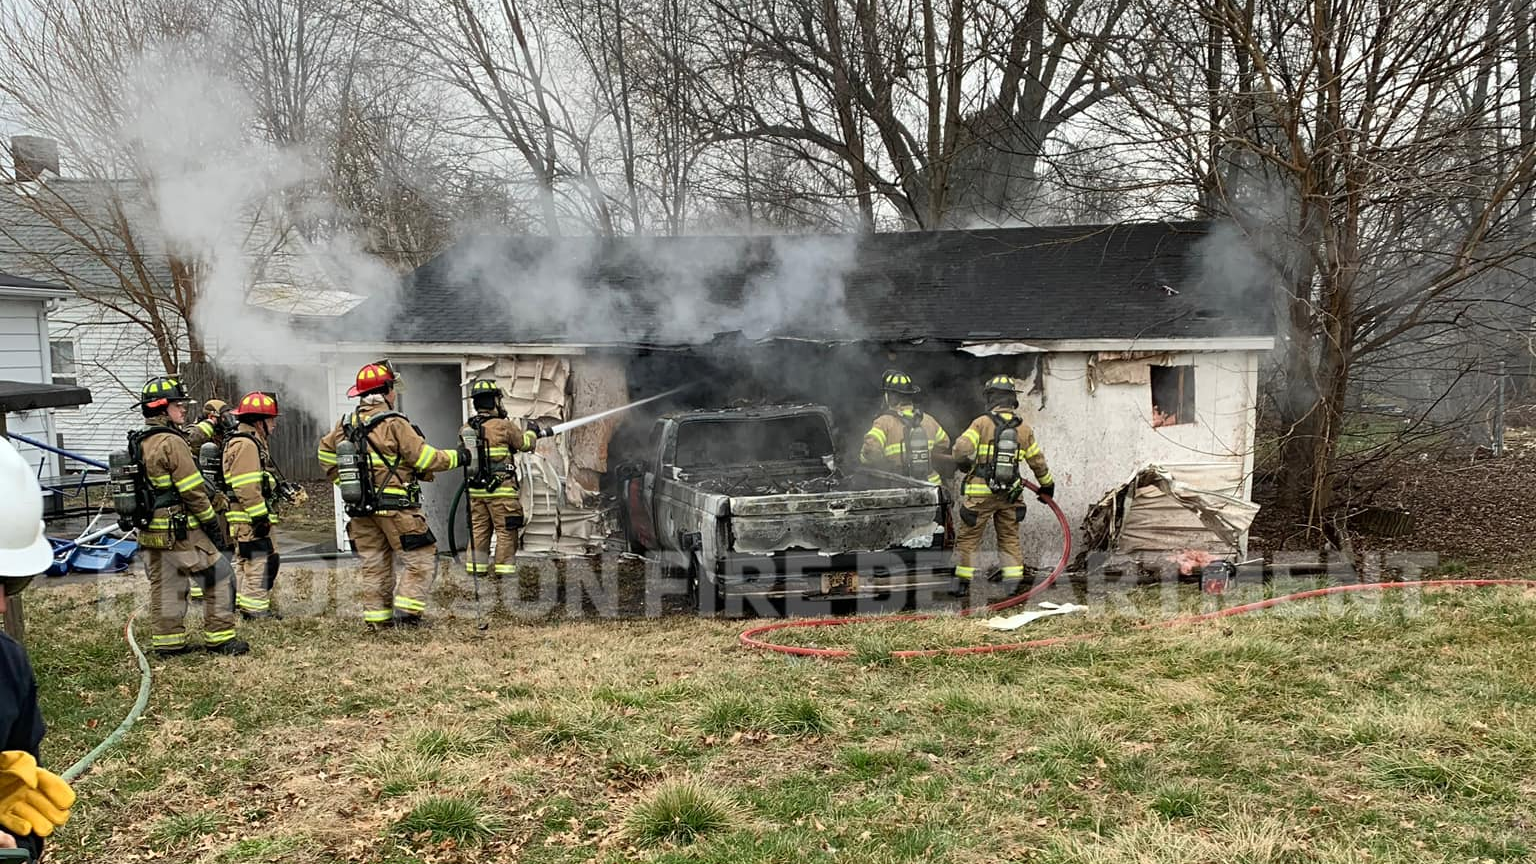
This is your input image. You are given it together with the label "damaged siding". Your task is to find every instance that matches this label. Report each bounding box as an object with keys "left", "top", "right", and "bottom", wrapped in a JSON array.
[
  {"left": 1012, "top": 350, "right": 1261, "bottom": 567},
  {"left": 465, "top": 353, "right": 628, "bottom": 556}
]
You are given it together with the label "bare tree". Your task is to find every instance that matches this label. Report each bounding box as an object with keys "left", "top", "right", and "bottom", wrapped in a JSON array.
[
  {"left": 368, "top": 0, "right": 622, "bottom": 235},
  {"left": 691, "top": 0, "right": 1132, "bottom": 229},
  {"left": 0, "top": 0, "right": 219, "bottom": 374},
  {"left": 1096, "top": 0, "right": 1536, "bottom": 539}
]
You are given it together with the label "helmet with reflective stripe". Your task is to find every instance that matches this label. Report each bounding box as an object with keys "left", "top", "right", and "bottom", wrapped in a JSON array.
[
  {"left": 880, "top": 369, "right": 920, "bottom": 395},
  {"left": 469, "top": 378, "right": 504, "bottom": 413},
  {"left": 348, "top": 362, "right": 396, "bottom": 398},
  {"left": 983, "top": 374, "right": 1016, "bottom": 395},
  {"left": 983, "top": 374, "right": 1019, "bottom": 408},
  {"left": 236, "top": 391, "right": 280, "bottom": 418},
  {"left": 140, "top": 376, "right": 191, "bottom": 409}
]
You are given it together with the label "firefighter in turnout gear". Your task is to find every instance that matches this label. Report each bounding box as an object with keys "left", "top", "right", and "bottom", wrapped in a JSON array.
[
  {"left": 132, "top": 377, "right": 248, "bottom": 656},
  {"left": 948, "top": 375, "right": 1056, "bottom": 596},
  {"left": 225, "top": 392, "right": 284, "bottom": 619},
  {"left": 184, "top": 398, "right": 234, "bottom": 599},
  {"left": 185, "top": 399, "right": 234, "bottom": 450},
  {"left": 461, "top": 379, "right": 544, "bottom": 580},
  {"left": 317, "top": 362, "right": 466, "bottom": 628},
  {"left": 859, "top": 370, "right": 950, "bottom": 483}
]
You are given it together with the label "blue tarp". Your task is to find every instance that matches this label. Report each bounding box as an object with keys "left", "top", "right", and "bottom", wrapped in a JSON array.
[{"left": 48, "top": 536, "right": 137, "bottom": 576}]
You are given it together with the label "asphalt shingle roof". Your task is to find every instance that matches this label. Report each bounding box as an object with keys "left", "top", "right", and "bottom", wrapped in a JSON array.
[
  {"left": 349, "top": 221, "right": 1274, "bottom": 347},
  {"left": 0, "top": 180, "right": 176, "bottom": 293},
  {"left": 0, "top": 271, "right": 66, "bottom": 291}
]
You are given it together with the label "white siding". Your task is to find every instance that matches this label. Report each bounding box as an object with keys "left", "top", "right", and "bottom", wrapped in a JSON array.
[
  {"left": 312, "top": 346, "right": 1267, "bottom": 563},
  {"left": 47, "top": 296, "right": 177, "bottom": 465},
  {"left": 0, "top": 297, "right": 58, "bottom": 475}
]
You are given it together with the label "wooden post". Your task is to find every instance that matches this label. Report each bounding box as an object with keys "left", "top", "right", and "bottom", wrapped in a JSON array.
[
  {"left": 0, "top": 410, "right": 23, "bottom": 644},
  {"left": 1, "top": 584, "right": 23, "bottom": 644}
]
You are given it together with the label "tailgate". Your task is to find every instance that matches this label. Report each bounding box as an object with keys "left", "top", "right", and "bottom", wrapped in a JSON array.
[{"left": 727, "top": 487, "right": 943, "bottom": 555}]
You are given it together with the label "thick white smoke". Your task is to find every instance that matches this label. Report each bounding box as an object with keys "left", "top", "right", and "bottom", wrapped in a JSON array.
[
  {"left": 117, "top": 43, "right": 867, "bottom": 410},
  {"left": 444, "top": 227, "right": 863, "bottom": 346},
  {"left": 117, "top": 46, "right": 398, "bottom": 420}
]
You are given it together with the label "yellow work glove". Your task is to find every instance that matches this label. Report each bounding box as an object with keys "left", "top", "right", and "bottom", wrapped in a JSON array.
[{"left": 0, "top": 751, "right": 75, "bottom": 838}]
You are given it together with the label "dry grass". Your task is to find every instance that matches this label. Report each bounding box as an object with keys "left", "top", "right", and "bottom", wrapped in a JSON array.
[{"left": 22, "top": 563, "right": 1536, "bottom": 863}]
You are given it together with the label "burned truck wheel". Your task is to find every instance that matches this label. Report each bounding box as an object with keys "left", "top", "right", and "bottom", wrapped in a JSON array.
[{"left": 689, "top": 554, "right": 723, "bottom": 616}]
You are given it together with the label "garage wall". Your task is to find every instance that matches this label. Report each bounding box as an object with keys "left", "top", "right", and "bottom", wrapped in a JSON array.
[{"left": 1011, "top": 350, "right": 1261, "bottom": 566}]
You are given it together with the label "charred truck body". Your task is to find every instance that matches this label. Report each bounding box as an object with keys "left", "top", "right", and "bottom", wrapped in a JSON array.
[{"left": 619, "top": 405, "right": 953, "bottom": 613}]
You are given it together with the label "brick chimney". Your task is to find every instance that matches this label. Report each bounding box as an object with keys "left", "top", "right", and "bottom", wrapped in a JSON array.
[{"left": 10, "top": 136, "right": 59, "bottom": 182}]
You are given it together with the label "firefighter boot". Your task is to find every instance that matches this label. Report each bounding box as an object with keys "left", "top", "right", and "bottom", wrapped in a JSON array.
[
  {"left": 392, "top": 612, "right": 429, "bottom": 629},
  {"left": 949, "top": 575, "right": 970, "bottom": 596},
  {"left": 206, "top": 638, "right": 250, "bottom": 656}
]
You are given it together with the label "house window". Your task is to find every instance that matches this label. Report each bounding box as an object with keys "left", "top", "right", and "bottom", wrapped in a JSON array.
[
  {"left": 1150, "top": 365, "right": 1195, "bottom": 427},
  {"left": 50, "top": 339, "right": 77, "bottom": 387}
]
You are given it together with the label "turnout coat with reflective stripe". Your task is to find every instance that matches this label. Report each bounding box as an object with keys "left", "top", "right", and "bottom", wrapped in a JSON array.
[
  {"left": 316, "top": 404, "right": 459, "bottom": 498},
  {"left": 951, "top": 410, "right": 1053, "bottom": 498},
  {"left": 139, "top": 417, "right": 218, "bottom": 548},
  {"left": 223, "top": 423, "right": 277, "bottom": 526},
  {"left": 467, "top": 411, "right": 538, "bottom": 499},
  {"left": 860, "top": 406, "right": 950, "bottom": 483},
  {"left": 184, "top": 418, "right": 219, "bottom": 450}
]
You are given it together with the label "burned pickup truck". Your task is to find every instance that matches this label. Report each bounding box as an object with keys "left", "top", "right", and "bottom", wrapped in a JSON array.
[{"left": 617, "top": 404, "right": 954, "bottom": 613}]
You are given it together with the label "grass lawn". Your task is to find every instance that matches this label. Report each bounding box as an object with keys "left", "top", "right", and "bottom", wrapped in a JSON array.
[{"left": 23, "top": 569, "right": 1536, "bottom": 863}]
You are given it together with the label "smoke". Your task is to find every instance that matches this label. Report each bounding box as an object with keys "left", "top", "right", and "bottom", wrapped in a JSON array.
[
  {"left": 444, "top": 227, "right": 863, "bottom": 347},
  {"left": 1193, "top": 177, "right": 1307, "bottom": 340},
  {"left": 116, "top": 46, "right": 398, "bottom": 421}
]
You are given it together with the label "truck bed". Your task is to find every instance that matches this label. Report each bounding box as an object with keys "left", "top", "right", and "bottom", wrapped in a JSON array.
[{"left": 665, "top": 463, "right": 941, "bottom": 556}]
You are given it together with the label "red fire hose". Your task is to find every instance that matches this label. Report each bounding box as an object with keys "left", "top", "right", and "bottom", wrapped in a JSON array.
[{"left": 739, "top": 480, "right": 1533, "bottom": 660}]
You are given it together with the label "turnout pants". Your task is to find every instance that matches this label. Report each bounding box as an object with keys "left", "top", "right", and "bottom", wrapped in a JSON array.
[
  {"left": 348, "top": 510, "right": 437, "bottom": 623},
  {"left": 188, "top": 512, "right": 229, "bottom": 601},
  {"left": 145, "top": 541, "right": 238, "bottom": 650},
  {"left": 954, "top": 493, "right": 1025, "bottom": 582},
  {"left": 467, "top": 495, "right": 523, "bottom": 578},
  {"left": 232, "top": 524, "right": 280, "bottom": 616}
]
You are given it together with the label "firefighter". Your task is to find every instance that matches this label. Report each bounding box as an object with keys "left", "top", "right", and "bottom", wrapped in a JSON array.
[
  {"left": 317, "top": 362, "right": 466, "bottom": 628},
  {"left": 949, "top": 375, "right": 1056, "bottom": 596},
  {"left": 134, "top": 377, "right": 247, "bottom": 655},
  {"left": 859, "top": 369, "right": 950, "bottom": 483},
  {"left": 461, "top": 379, "right": 546, "bottom": 581},
  {"left": 185, "top": 399, "right": 234, "bottom": 450},
  {"left": 224, "top": 392, "right": 284, "bottom": 619},
  {"left": 183, "top": 398, "right": 234, "bottom": 600}
]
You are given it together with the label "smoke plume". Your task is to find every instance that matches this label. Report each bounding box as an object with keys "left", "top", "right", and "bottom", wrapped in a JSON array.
[
  {"left": 443, "top": 227, "right": 863, "bottom": 347},
  {"left": 117, "top": 46, "right": 398, "bottom": 420}
]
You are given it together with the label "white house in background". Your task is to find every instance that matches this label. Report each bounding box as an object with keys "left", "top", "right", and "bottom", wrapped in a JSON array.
[
  {"left": 0, "top": 271, "right": 71, "bottom": 475},
  {"left": 0, "top": 137, "right": 360, "bottom": 465},
  {"left": 314, "top": 221, "right": 1275, "bottom": 566}
]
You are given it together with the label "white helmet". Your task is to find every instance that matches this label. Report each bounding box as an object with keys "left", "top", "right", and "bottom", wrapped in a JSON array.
[{"left": 0, "top": 436, "right": 52, "bottom": 578}]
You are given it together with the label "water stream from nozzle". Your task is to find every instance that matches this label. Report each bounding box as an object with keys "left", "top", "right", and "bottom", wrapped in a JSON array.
[{"left": 547, "top": 384, "right": 694, "bottom": 435}]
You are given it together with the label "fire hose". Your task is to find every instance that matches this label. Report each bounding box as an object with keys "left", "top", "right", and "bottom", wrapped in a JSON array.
[
  {"left": 60, "top": 611, "right": 152, "bottom": 783},
  {"left": 739, "top": 479, "right": 1534, "bottom": 659}
]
